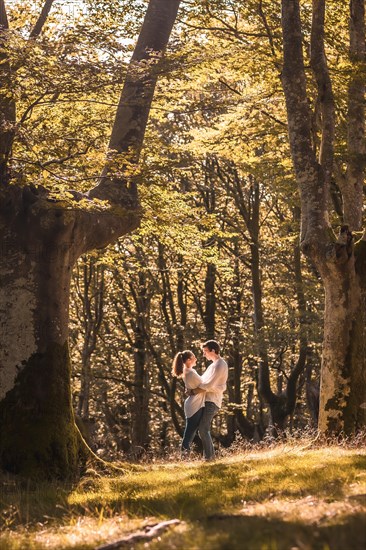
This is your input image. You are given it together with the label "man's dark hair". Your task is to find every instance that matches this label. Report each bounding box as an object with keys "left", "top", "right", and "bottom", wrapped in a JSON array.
[{"left": 202, "top": 340, "right": 220, "bottom": 354}]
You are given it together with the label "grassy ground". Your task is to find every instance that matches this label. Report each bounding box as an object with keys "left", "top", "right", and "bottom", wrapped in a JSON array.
[{"left": 1, "top": 443, "right": 365, "bottom": 549}]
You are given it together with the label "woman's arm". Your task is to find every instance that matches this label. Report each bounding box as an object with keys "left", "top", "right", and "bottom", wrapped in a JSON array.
[{"left": 185, "top": 369, "right": 204, "bottom": 390}]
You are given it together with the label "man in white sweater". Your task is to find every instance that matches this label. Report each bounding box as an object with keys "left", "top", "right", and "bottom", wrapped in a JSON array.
[{"left": 196, "top": 340, "right": 228, "bottom": 460}]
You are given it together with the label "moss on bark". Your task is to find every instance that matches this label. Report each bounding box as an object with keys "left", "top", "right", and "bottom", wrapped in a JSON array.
[
  {"left": 0, "top": 342, "right": 86, "bottom": 480},
  {"left": 346, "top": 239, "right": 366, "bottom": 431},
  {"left": 325, "top": 239, "right": 366, "bottom": 434}
]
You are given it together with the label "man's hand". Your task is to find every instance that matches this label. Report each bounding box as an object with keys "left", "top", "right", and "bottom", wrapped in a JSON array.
[{"left": 186, "top": 387, "right": 205, "bottom": 396}]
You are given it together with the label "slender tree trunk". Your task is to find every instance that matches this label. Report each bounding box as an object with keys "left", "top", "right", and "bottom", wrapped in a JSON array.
[
  {"left": 306, "top": 359, "right": 320, "bottom": 427},
  {"left": 202, "top": 159, "right": 217, "bottom": 340},
  {"left": 0, "top": 5, "right": 15, "bottom": 184},
  {"left": 131, "top": 270, "right": 150, "bottom": 457},
  {"left": 76, "top": 259, "right": 105, "bottom": 420},
  {"left": 342, "top": 0, "right": 366, "bottom": 429},
  {"left": 176, "top": 255, "right": 187, "bottom": 351},
  {"left": 204, "top": 263, "right": 216, "bottom": 340},
  {"left": 29, "top": 0, "right": 56, "bottom": 38},
  {"left": 213, "top": 159, "right": 306, "bottom": 434},
  {"left": 249, "top": 183, "right": 307, "bottom": 432},
  {"left": 224, "top": 248, "right": 255, "bottom": 442},
  {"left": 248, "top": 179, "right": 284, "bottom": 432}
]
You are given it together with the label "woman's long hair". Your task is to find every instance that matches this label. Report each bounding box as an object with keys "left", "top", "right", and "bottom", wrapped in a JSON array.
[{"left": 171, "top": 350, "right": 193, "bottom": 377}]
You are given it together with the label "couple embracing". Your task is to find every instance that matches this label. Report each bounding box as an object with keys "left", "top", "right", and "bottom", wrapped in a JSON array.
[{"left": 172, "top": 340, "right": 228, "bottom": 461}]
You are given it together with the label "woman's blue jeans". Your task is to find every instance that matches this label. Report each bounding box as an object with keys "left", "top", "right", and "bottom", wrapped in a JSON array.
[{"left": 181, "top": 407, "right": 204, "bottom": 452}]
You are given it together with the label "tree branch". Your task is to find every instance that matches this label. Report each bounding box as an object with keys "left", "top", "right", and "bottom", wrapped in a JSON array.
[
  {"left": 29, "top": 0, "right": 56, "bottom": 38},
  {"left": 96, "top": 520, "right": 181, "bottom": 550},
  {"left": 281, "top": 0, "right": 328, "bottom": 250},
  {"left": 258, "top": 0, "right": 277, "bottom": 59},
  {"left": 89, "top": 0, "right": 182, "bottom": 204},
  {"left": 0, "top": 0, "right": 8, "bottom": 29},
  {"left": 310, "top": 0, "right": 335, "bottom": 207}
]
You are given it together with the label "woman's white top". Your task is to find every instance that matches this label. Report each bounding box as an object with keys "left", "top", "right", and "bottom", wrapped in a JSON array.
[{"left": 182, "top": 366, "right": 206, "bottom": 418}]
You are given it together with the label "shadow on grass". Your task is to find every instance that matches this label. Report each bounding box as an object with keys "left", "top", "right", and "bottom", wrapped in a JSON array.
[
  {"left": 0, "top": 476, "right": 73, "bottom": 527},
  {"left": 143, "top": 512, "right": 366, "bottom": 550},
  {"left": 104, "top": 455, "right": 366, "bottom": 520},
  {"left": 1, "top": 451, "right": 365, "bottom": 542}
]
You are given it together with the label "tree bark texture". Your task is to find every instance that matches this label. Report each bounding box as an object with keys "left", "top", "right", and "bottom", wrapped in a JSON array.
[
  {"left": 281, "top": 0, "right": 366, "bottom": 434},
  {"left": 318, "top": 237, "right": 365, "bottom": 433},
  {"left": 0, "top": 0, "right": 181, "bottom": 479},
  {"left": 130, "top": 270, "right": 151, "bottom": 457},
  {"left": 0, "top": 191, "right": 85, "bottom": 477}
]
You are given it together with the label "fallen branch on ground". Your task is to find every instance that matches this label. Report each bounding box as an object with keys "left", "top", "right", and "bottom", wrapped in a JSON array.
[{"left": 95, "top": 519, "right": 182, "bottom": 549}]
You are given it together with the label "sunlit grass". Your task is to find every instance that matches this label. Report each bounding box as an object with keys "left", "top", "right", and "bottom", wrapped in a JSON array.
[
  {"left": 1, "top": 444, "right": 365, "bottom": 549},
  {"left": 66, "top": 446, "right": 365, "bottom": 519},
  {"left": 0, "top": 516, "right": 147, "bottom": 550}
]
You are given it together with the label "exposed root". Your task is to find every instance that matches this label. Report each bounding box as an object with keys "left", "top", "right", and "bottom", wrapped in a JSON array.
[{"left": 76, "top": 424, "right": 129, "bottom": 477}]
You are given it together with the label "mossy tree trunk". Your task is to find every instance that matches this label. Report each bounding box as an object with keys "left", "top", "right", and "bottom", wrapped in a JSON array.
[
  {"left": 319, "top": 242, "right": 366, "bottom": 433},
  {"left": 0, "top": 0, "right": 181, "bottom": 479},
  {"left": 281, "top": 0, "right": 366, "bottom": 435}
]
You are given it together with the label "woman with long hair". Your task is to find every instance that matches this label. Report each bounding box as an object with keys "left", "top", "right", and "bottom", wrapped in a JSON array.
[{"left": 172, "top": 350, "right": 205, "bottom": 455}]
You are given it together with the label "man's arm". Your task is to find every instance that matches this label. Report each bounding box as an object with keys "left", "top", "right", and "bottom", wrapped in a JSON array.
[
  {"left": 198, "top": 361, "right": 228, "bottom": 391},
  {"left": 190, "top": 386, "right": 206, "bottom": 395},
  {"left": 191, "top": 384, "right": 227, "bottom": 395}
]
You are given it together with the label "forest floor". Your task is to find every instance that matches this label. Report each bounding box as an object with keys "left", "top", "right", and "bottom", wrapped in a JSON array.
[{"left": 0, "top": 441, "right": 366, "bottom": 550}]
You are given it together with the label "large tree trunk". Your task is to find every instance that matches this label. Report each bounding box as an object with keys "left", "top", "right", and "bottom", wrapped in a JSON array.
[
  {"left": 0, "top": 0, "right": 181, "bottom": 479},
  {"left": 280, "top": 0, "right": 366, "bottom": 435},
  {"left": 320, "top": 247, "right": 365, "bottom": 432},
  {"left": 0, "top": 188, "right": 137, "bottom": 478},
  {"left": 0, "top": 192, "right": 82, "bottom": 478}
]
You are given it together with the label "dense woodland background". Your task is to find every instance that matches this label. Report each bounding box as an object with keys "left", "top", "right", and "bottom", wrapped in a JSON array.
[
  {"left": 0, "top": 0, "right": 364, "bottom": 473},
  {"left": 66, "top": 0, "right": 331, "bottom": 459}
]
